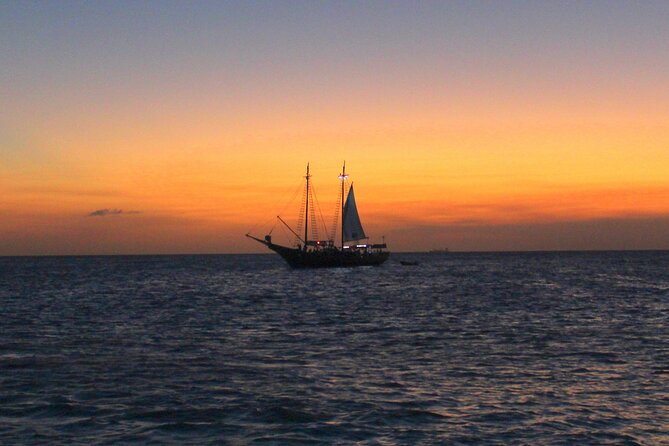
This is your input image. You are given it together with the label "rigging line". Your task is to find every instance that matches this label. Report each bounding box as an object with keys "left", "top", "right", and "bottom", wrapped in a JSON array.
[
  {"left": 330, "top": 177, "right": 344, "bottom": 242},
  {"left": 295, "top": 181, "right": 307, "bottom": 246},
  {"left": 278, "top": 216, "right": 304, "bottom": 243},
  {"left": 309, "top": 182, "right": 329, "bottom": 240},
  {"left": 329, "top": 190, "right": 341, "bottom": 242},
  {"left": 246, "top": 179, "right": 303, "bottom": 236},
  {"left": 277, "top": 220, "right": 291, "bottom": 242},
  {"left": 247, "top": 214, "right": 276, "bottom": 237},
  {"left": 268, "top": 217, "right": 279, "bottom": 235},
  {"left": 277, "top": 179, "right": 306, "bottom": 219},
  {"left": 308, "top": 184, "right": 319, "bottom": 240}
]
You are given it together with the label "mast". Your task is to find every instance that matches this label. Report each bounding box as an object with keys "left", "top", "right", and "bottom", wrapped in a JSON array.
[
  {"left": 304, "top": 163, "right": 310, "bottom": 250},
  {"left": 339, "top": 161, "right": 348, "bottom": 249}
]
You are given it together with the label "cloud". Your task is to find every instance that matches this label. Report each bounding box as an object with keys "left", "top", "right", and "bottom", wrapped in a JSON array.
[{"left": 88, "top": 208, "right": 141, "bottom": 217}]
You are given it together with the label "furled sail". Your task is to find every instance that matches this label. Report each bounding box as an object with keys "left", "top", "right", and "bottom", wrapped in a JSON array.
[{"left": 343, "top": 184, "right": 367, "bottom": 241}]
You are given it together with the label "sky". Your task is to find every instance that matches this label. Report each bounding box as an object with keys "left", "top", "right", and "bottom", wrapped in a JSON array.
[{"left": 2, "top": 0, "right": 669, "bottom": 255}]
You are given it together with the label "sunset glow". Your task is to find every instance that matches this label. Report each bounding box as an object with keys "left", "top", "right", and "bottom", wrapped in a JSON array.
[{"left": 2, "top": 1, "right": 669, "bottom": 254}]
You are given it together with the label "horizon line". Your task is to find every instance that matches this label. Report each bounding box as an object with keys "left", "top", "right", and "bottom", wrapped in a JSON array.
[{"left": 2, "top": 248, "right": 669, "bottom": 258}]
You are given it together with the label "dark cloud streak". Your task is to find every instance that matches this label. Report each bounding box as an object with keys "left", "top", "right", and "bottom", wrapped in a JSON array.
[{"left": 88, "top": 208, "right": 141, "bottom": 217}]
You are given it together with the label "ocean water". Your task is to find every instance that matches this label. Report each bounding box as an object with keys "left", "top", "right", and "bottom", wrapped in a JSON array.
[{"left": 1, "top": 251, "right": 668, "bottom": 445}]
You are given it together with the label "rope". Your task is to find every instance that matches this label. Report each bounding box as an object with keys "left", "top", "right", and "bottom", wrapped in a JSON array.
[
  {"left": 310, "top": 182, "right": 330, "bottom": 241},
  {"left": 246, "top": 179, "right": 303, "bottom": 236}
]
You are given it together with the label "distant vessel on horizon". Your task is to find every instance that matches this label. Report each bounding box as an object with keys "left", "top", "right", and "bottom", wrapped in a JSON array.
[
  {"left": 246, "top": 163, "right": 389, "bottom": 268},
  {"left": 428, "top": 248, "right": 450, "bottom": 253}
]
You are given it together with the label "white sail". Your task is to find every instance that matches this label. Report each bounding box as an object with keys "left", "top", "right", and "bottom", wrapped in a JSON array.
[{"left": 343, "top": 184, "right": 367, "bottom": 241}]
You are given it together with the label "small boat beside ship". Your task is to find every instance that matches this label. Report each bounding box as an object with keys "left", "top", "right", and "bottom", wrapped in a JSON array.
[{"left": 246, "top": 163, "right": 389, "bottom": 268}]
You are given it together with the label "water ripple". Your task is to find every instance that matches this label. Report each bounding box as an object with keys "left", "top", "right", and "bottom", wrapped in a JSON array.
[{"left": 1, "top": 252, "right": 668, "bottom": 444}]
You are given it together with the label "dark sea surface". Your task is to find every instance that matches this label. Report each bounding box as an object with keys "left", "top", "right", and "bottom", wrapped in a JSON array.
[{"left": 1, "top": 251, "right": 669, "bottom": 445}]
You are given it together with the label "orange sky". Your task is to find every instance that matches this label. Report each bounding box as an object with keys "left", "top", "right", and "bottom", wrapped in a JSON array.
[{"left": 2, "top": 2, "right": 669, "bottom": 254}]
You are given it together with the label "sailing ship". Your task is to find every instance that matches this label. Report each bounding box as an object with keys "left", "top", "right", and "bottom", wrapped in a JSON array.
[{"left": 246, "top": 163, "right": 389, "bottom": 268}]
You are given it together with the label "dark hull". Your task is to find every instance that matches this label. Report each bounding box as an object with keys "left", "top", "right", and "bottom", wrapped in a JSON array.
[{"left": 265, "top": 242, "right": 389, "bottom": 269}]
